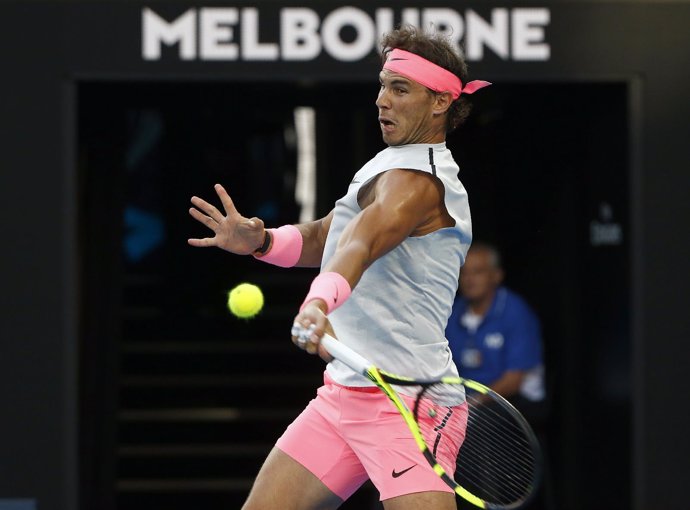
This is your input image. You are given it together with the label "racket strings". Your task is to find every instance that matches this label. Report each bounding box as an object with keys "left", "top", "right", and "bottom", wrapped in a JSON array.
[
  {"left": 464, "top": 409, "right": 536, "bottom": 475},
  {"left": 460, "top": 425, "right": 533, "bottom": 490},
  {"left": 458, "top": 446, "right": 532, "bottom": 503},
  {"left": 454, "top": 391, "right": 539, "bottom": 506},
  {"left": 460, "top": 434, "right": 534, "bottom": 490},
  {"left": 460, "top": 436, "right": 535, "bottom": 495},
  {"left": 458, "top": 438, "right": 532, "bottom": 501},
  {"left": 461, "top": 426, "right": 534, "bottom": 482}
]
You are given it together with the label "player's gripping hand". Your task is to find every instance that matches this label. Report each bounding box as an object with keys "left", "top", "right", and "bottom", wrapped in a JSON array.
[
  {"left": 188, "top": 183, "right": 265, "bottom": 255},
  {"left": 291, "top": 300, "right": 335, "bottom": 362}
]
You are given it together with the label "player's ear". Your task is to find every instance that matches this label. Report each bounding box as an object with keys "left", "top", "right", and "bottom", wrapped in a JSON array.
[{"left": 432, "top": 91, "right": 453, "bottom": 115}]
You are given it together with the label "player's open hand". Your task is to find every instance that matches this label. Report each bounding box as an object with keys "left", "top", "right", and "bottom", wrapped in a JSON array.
[{"left": 188, "top": 184, "right": 265, "bottom": 255}]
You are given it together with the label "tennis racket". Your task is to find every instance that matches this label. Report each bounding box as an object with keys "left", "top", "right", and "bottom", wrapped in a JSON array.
[{"left": 317, "top": 332, "right": 542, "bottom": 510}]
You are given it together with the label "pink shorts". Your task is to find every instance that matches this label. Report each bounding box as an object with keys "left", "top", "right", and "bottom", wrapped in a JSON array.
[{"left": 276, "top": 373, "right": 468, "bottom": 501}]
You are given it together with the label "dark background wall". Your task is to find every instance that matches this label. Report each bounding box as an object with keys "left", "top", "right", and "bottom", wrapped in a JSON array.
[{"left": 0, "top": 1, "right": 689, "bottom": 509}]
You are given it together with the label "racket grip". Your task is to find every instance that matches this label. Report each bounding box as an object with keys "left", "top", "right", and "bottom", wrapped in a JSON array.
[{"left": 321, "top": 334, "right": 372, "bottom": 376}]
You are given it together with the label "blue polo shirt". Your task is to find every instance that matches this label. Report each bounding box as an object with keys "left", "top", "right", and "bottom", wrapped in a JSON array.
[{"left": 445, "top": 287, "right": 542, "bottom": 387}]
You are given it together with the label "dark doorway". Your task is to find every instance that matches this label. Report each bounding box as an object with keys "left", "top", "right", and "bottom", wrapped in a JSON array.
[{"left": 78, "top": 81, "right": 630, "bottom": 510}]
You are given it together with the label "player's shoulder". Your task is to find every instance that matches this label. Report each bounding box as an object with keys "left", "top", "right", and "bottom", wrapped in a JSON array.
[{"left": 372, "top": 167, "right": 444, "bottom": 198}]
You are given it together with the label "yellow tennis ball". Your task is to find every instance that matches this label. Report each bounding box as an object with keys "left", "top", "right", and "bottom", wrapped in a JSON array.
[{"left": 227, "top": 283, "right": 264, "bottom": 319}]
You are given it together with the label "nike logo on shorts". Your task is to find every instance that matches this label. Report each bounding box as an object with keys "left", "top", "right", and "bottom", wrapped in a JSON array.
[{"left": 391, "top": 465, "right": 416, "bottom": 478}]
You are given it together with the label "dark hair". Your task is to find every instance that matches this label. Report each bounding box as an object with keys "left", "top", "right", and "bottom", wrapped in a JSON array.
[
  {"left": 380, "top": 25, "right": 472, "bottom": 131},
  {"left": 468, "top": 241, "right": 503, "bottom": 269}
]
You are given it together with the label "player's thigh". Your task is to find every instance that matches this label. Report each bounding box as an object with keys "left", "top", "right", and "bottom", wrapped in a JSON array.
[
  {"left": 242, "top": 447, "right": 342, "bottom": 510},
  {"left": 382, "top": 490, "right": 457, "bottom": 510}
]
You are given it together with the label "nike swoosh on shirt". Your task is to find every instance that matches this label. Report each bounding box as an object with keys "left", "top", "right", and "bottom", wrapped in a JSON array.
[{"left": 391, "top": 465, "right": 416, "bottom": 478}]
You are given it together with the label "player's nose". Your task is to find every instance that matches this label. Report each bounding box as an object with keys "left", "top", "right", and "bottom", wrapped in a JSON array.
[{"left": 376, "top": 89, "right": 391, "bottom": 109}]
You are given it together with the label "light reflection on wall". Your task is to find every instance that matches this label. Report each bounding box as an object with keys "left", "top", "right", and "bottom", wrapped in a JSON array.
[{"left": 293, "top": 107, "right": 316, "bottom": 223}]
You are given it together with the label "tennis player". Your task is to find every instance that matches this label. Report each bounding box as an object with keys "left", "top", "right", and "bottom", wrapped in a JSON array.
[{"left": 189, "top": 25, "right": 490, "bottom": 510}]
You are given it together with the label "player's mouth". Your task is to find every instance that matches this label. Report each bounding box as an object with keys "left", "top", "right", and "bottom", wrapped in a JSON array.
[{"left": 379, "top": 116, "right": 396, "bottom": 133}]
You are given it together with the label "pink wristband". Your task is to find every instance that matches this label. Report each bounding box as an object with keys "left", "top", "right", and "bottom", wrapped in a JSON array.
[
  {"left": 254, "top": 225, "right": 303, "bottom": 268},
  {"left": 300, "top": 272, "right": 352, "bottom": 314}
]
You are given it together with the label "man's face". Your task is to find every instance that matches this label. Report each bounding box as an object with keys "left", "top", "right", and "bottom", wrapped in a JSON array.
[
  {"left": 460, "top": 249, "right": 502, "bottom": 303},
  {"left": 376, "top": 70, "right": 439, "bottom": 146}
]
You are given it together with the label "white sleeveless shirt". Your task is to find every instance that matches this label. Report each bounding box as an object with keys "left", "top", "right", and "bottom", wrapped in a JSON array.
[{"left": 323, "top": 142, "right": 472, "bottom": 403}]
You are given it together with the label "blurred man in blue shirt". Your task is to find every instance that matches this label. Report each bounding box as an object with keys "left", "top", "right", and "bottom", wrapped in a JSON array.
[{"left": 446, "top": 242, "right": 546, "bottom": 414}]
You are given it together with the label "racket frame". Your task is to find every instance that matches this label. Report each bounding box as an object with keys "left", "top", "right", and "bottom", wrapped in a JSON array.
[{"left": 320, "top": 334, "right": 541, "bottom": 510}]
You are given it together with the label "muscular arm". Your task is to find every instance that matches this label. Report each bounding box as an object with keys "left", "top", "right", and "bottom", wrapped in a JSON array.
[
  {"left": 292, "top": 168, "right": 451, "bottom": 358},
  {"left": 323, "top": 168, "right": 450, "bottom": 287},
  {"left": 294, "top": 210, "right": 334, "bottom": 268}
]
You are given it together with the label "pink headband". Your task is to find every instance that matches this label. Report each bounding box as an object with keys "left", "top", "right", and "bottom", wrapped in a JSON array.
[{"left": 383, "top": 48, "right": 491, "bottom": 100}]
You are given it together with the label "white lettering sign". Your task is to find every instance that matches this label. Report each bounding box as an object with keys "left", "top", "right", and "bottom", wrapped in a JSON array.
[
  {"left": 199, "top": 8, "right": 238, "bottom": 60},
  {"left": 466, "top": 9, "right": 508, "bottom": 60},
  {"left": 142, "top": 7, "right": 196, "bottom": 60},
  {"left": 281, "top": 7, "right": 321, "bottom": 60},
  {"left": 512, "top": 9, "right": 551, "bottom": 60},
  {"left": 242, "top": 7, "right": 279, "bottom": 60},
  {"left": 142, "top": 6, "right": 551, "bottom": 62},
  {"left": 321, "top": 7, "right": 376, "bottom": 62}
]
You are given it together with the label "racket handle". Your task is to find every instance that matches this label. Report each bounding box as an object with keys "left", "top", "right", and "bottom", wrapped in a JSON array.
[{"left": 321, "top": 333, "right": 372, "bottom": 376}]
